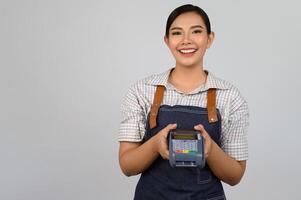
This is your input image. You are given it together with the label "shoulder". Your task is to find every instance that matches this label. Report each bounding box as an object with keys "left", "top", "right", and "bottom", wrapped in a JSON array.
[
  {"left": 210, "top": 73, "right": 246, "bottom": 102},
  {"left": 209, "top": 73, "right": 248, "bottom": 115},
  {"left": 222, "top": 80, "right": 245, "bottom": 100},
  {"left": 126, "top": 69, "right": 170, "bottom": 95},
  {"left": 126, "top": 74, "right": 156, "bottom": 95},
  {"left": 122, "top": 71, "right": 168, "bottom": 109}
]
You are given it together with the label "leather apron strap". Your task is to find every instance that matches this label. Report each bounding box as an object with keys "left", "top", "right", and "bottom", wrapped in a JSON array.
[
  {"left": 149, "top": 86, "right": 218, "bottom": 129},
  {"left": 207, "top": 88, "right": 218, "bottom": 123},
  {"left": 149, "top": 85, "right": 165, "bottom": 129}
]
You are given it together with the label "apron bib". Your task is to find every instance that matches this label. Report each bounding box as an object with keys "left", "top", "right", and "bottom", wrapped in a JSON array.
[{"left": 134, "top": 85, "right": 226, "bottom": 200}]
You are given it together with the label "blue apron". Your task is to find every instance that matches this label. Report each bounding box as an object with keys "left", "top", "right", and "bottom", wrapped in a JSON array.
[{"left": 134, "top": 86, "right": 226, "bottom": 200}]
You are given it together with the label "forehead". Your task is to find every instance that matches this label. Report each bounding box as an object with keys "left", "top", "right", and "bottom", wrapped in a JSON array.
[{"left": 170, "top": 12, "right": 205, "bottom": 29}]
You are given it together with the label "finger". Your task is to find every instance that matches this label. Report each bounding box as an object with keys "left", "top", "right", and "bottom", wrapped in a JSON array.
[
  {"left": 194, "top": 124, "right": 210, "bottom": 138},
  {"left": 194, "top": 124, "right": 207, "bottom": 134},
  {"left": 161, "top": 123, "right": 177, "bottom": 138},
  {"left": 166, "top": 123, "right": 177, "bottom": 130},
  {"left": 194, "top": 124, "right": 205, "bottom": 132},
  {"left": 163, "top": 150, "right": 169, "bottom": 160}
]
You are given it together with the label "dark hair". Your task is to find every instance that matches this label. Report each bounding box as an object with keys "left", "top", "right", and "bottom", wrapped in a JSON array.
[{"left": 165, "top": 4, "right": 211, "bottom": 37}]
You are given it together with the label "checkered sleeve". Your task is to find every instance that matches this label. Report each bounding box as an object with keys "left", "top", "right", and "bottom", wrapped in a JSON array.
[
  {"left": 221, "top": 88, "right": 249, "bottom": 161},
  {"left": 118, "top": 84, "right": 146, "bottom": 142}
]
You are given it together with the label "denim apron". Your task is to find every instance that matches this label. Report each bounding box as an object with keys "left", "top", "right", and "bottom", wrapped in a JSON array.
[{"left": 134, "top": 85, "right": 226, "bottom": 200}]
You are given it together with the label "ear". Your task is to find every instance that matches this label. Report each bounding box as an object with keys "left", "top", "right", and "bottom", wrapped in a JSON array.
[
  {"left": 164, "top": 36, "right": 169, "bottom": 46},
  {"left": 206, "top": 31, "right": 215, "bottom": 49}
]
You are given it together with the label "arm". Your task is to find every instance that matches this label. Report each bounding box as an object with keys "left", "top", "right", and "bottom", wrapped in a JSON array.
[
  {"left": 119, "top": 124, "right": 177, "bottom": 176},
  {"left": 119, "top": 138, "right": 158, "bottom": 177},
  {"left": 194, "top": 124, "right": 246, "bottom": 186},
  {"left": 198, "top": 88, "right": 249, "bottom": 185},
  {"left": 207, "top": 140, "right": 246, "bottom": 186}
]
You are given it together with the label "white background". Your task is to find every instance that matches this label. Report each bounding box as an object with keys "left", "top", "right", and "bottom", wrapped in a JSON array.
[{"left": 1, "top": 0, "right": 300, "bottom": 199}]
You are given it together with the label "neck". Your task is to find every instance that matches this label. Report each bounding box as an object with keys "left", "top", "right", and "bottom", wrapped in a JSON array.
[{"left": 168, "top": 64, "right": 207, "bottom": 93}]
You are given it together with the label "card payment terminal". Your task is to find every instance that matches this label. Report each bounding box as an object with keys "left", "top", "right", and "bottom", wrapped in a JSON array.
[{"left": 169, "top": 130, "right": 205, "bottom": 168}]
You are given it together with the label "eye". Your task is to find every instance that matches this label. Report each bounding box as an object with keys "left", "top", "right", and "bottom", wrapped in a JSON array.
[
  {"left": 171, "top": 31, "right": 182, "bottom": 36},
  {"left": 192, "top": 29, "right": 202, "bottom": 34}
]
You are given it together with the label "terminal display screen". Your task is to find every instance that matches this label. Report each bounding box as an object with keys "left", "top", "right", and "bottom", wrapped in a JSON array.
[{"left": 172, "top": 139, "right": 198, "bottom": 154}]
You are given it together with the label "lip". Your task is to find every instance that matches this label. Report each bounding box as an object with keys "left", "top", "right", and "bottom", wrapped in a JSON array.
[{"left": 177, "top": 48, "right": 198, "bottom": 57}]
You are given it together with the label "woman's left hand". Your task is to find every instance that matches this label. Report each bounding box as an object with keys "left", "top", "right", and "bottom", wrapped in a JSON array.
[{"left": 194, "top": 124, "right": 213, "bottom": 159}]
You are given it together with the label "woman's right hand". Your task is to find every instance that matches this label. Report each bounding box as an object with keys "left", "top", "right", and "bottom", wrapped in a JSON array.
[{"left": 153, "top": 123, "right": 177, "bottom": 160}]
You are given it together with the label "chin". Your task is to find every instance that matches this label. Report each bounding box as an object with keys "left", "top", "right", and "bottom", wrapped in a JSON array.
[
  {"left": 178, "top": 64, "right": 198, "bottom": 68},
  {"left": 177, "top": 60, "right": 201, "bottom": 68}
]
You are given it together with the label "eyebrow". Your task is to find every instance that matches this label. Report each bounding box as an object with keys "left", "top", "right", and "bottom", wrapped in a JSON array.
[
  {"left": 191, "top": 25, "right": 204, "bottom": 29},
  {"left": 170, "top": 25, "right": 204, "bottom": 31},
  {"left": 170, "top": 27, "right": 182, "bottom": 31}
]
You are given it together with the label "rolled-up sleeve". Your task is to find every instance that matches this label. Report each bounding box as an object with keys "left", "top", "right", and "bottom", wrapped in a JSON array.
[
  {"left": 118, "top": 85, "right": 146, "bottom": 142},
  {"left": 221, "top": 88, "right": 249, "bottom": 161}
]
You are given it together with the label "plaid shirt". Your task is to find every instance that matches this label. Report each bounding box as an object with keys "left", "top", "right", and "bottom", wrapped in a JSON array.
[{"left": 118, "top": 68, "right": 249, "bottom": 160}]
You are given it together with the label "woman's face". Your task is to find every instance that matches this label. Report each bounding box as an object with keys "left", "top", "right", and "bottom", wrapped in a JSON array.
[{"left": 164, "top": 12, "right": 215, "bottom": 68}]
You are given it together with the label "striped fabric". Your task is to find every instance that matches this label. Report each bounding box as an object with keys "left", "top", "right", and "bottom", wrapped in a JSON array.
[{"left": 118, "top": 68, "right": 249, "bottom": 161}]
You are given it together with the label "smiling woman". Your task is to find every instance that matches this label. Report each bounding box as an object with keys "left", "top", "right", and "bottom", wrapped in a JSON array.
[
  {"left": 118, "top": 4, "right": 249, "bottom": 200},
  {"left": 164, "top": 11, "right": 214, "bottom": 72}
]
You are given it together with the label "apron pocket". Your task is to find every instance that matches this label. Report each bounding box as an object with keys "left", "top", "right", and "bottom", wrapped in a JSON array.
[{"left": 197, "top": 168, "right": 212, "bottom": 184}]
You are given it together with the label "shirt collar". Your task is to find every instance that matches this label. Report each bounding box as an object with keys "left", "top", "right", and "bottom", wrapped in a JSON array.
[{"left": 146, "top": 67, "right": 230, "bottom": 92}]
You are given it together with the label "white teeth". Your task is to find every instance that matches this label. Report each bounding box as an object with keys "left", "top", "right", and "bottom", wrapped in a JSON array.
[{"left": 179, "top": 49, "right": 196, "bottom": 54}]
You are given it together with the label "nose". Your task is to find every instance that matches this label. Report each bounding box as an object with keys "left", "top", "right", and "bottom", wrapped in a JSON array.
[{"left": 181, "top": 33, "right": 192, "bottom": 45}]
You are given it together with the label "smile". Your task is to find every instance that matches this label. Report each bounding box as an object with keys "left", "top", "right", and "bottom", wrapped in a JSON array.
[{"left": 178, "top": 48, "right": 197, "bottom": 56}]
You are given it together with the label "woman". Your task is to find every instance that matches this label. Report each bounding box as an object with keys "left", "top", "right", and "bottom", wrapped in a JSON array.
[{"left": 118, "top": 4, "right": 249, "bottom": 200}]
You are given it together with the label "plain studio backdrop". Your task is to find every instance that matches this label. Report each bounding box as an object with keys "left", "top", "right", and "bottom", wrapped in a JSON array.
[{"left": 0, "top": 0, "right": 300, "bottom": 199}]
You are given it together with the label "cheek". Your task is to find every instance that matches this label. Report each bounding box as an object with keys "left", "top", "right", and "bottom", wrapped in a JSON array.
[
  {"left": 169, "top": 41, "right": 179, "bottom": 50},
  {"left": 168, "top": 37, "right": 182, "bottom": 48},
  {"left": 195, "top": 37, "right": 208, "bottom": 47}
]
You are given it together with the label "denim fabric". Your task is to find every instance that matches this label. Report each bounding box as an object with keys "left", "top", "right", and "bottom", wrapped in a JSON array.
[{"left": 134, "top": 105, "right": 226, "bottom": 200}]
